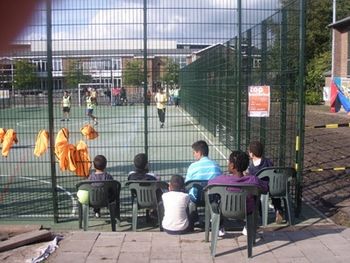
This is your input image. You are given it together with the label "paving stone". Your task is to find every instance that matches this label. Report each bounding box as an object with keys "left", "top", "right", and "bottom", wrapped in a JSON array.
[
  {"left": 117, "top": 251, "right": 150, "bottom": 263},
  {"left": 124, "top": 232, "right": 152, "bottom": 242},
  {"left": 340, "top": 228, "right": 350, "bottom": 240},
  {"left": 94, "top": 234, "right": 124, "bottom": 247},
  {"left": 85, "top": 255, "right": 117, "bottom": 263},
  {"left": 151, "top": 249, "right": 181, "bottom": 260},
  {"left": 68, "top": 231, "right": 100, "bottom": 240},
  {"left": 58, "top": 239, "right": 95, "bottom": 253},
  {"left": 181, "top": 251, "right": 213, "bottom": 263},
  {"left": 89, "top": 245, "right": 120, "bottom": 258},
  {"left": 270, "top": 243, "right": 305, "bottom": 259},
  {"left": 121, "top": 241, "right": 151, "bottom": 253},
  {"left": 48, "top": 252, "right": 88, "bottom": 263},
  {"left": 285, "top": 230, "right": 316, "bottom": 241}
]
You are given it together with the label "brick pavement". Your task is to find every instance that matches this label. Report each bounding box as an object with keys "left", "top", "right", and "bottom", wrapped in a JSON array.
[{"left": 47, "top": 226, "right": 350, "bottom": 263}]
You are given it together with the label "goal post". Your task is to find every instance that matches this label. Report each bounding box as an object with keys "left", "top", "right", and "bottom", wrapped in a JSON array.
[{"left": 78, "top": 83, "right": 113, "bottom": 106}]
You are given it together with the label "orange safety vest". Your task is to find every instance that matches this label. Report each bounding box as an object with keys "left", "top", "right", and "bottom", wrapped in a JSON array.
[
  {"left": 55, "top": 128, "right": 76, "bottom": 172},
  {"left": 1, "top": 129, "right": 18, "bottom": 157},
  {"left": 80, "top": 124, "right": 98, "bottom": 140},
  {"left": 34, "top": 130, "right": 49, "bottom": 157},
  {"left": 74, "top": 140, "right": 91, "bottom": 177}
]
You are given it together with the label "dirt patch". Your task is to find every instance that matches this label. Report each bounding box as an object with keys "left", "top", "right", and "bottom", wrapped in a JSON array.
[{"left": 304, "top": 105, "right": 350, "bottom": 226}]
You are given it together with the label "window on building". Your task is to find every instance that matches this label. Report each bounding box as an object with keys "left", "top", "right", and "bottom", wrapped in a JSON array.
[{"left": 53, "top": 59, "right": 62, "bottom": 71}]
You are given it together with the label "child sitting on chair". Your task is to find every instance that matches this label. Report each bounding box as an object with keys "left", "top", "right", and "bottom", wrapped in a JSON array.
[
  {"left": 128, "top": 153, "right": 159, "bottom": 181},
  {"left": 208, "top": 150, "right": 268, "bottom": 236},
  {"left": 247, "top": 141, "right": 283, "bottom": 224},
  {"left": 88, "top": 155, "right": 113, "bottom": 218},
  {"left": 162, "top": 175, "right": 193, "bottom": 234}
]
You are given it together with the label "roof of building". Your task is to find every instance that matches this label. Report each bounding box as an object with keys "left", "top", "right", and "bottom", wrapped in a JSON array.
[{"left": 328, "top": 16, "right": 350, "bottom": 33}]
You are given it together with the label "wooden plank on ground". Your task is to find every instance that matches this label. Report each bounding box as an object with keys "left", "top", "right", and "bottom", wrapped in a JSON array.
[
  {"left": 0, "top": 230, "right": 51, "bottom": 253},
  {"left": 0, "top": 225, "right": 42, "bottom": 237}
]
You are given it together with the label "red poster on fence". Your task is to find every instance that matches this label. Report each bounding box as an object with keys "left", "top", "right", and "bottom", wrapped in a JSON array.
[{"left": 248, "top": 85, "right": 270, "bottom": 117}]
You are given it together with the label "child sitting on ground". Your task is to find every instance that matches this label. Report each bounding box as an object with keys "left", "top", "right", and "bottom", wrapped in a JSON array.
[{"left": 162, "top": 175, "right": 193, "bottom": 234}]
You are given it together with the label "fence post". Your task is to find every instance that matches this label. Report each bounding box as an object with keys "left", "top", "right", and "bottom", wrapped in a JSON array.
[
  {"left": 235, "top": 0, "right": 242, "bottom": 150},
  {"left": 260, "top": 20, "right": 267, "bottom": 144},
  {"left": 279, "top": 9, "right": 288, "bottom": 167},
  {"left": 143, "top": 0, "right": 149, "bottom": 157},
  {"left": 295, "top": 0, "right": 306, "bottom": 217},
  {"left": 46, "top": 0, "right": 59, "bottom": 223}
]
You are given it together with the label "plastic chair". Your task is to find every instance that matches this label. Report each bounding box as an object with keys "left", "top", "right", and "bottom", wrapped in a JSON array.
[
  {"left": 125, "top": 180, "right": 169, "bottom": 231},
  {"left": 257, "top": 167, "right": 296, "bottom": 226},
  {"left": 185, "top": 180, "right": 208, "bottom": 220},
  {"left": 76, "top": 180, "right": 121, "bottom": 231},
  {"left": 203, "top": 184, "right": 260, "bottom": 258}
]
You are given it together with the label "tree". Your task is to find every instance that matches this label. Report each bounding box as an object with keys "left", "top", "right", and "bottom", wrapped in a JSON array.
[
  {"left": 122, "top": 60, "right": 143, "bottom": 86},
  {"left": 13, "top": 60, "right": 38, "bottom": 92},
  {"left": 65, "top": 60, "right": 91, "bottom": 89},
  {"left": 161, "top": 58, "right": 180, "bottom": 87}
]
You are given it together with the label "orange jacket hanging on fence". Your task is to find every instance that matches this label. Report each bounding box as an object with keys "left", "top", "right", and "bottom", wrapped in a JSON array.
[
  {"left": 74, "top": 140, "right": 91, "bottom": 177},
  {"left": 54, "top": 128, "right": 76, "bottom": 172},
  {"left": 80, "top": 124, "right": 98, "bottom": 140},
  {"left": 1, "top": 129, "right": 18, "bottom": 157},
  {"left": 0, "top": 128, "right": 6, "bottom": 143},
  {"left": 34, "top": 129, "right": 49, "bottom": 157}
]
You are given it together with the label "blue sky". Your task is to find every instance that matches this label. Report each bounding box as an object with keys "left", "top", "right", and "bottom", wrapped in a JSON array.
[{"left": 18, "top": 0, "right": 281, "bottom": 49}]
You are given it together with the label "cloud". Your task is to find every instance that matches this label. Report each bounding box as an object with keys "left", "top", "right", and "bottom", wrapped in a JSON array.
[{"left": 19, "top": 0, "right": 283, "bottom": 49}]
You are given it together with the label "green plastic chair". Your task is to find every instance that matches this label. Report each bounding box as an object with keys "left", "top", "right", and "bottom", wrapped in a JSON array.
[
  {"left": 125, "top": 180, "right": 169, "bottom": 231},
  {"left": 203, "top": 184, "right": 260, "bottom": 258},
  {"left": 185, "top": 180, "right": 208, "bottom": 220},
  {"left": 76, "top": 180, "right": 121, "bottom": 231},
  {"left": 257, "top": 167, "right": 296, "bottom": 226}
]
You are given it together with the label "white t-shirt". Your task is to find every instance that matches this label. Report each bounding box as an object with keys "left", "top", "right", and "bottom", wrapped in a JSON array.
[{"left": 162, "top": 191, "right": 190, "bottom": 231}]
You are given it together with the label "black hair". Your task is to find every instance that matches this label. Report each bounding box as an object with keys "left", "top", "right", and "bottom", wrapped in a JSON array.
[
  {"left": 170, "top": 175, "right": 185, "bottom": 192},
  {"left": 133, "top": 153, "right": 149, "bottom": 172},
  {"left": 93, "top": 155, "right": 107, "bottom": 170},
  {"left": 191, "top": 140, "right": 209, "bottom": 156},
  {"left": 248, "top": 141, "right": 264, "bottom": 158},
  {"left": 229, "top": 150, "right": 249, "bottom": 173}
]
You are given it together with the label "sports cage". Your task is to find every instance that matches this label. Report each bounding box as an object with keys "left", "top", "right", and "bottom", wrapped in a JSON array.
[{"left": 0, "top": 0, "right": 305, "bottom": 222}]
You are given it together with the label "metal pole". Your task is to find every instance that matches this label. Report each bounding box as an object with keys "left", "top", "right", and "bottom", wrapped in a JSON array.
[
  {"left": 235, "top": 0, "right": 242, "bottom": 150},
  {"left": 295, "top": 0, "right": 306, "bottom": 218},
  {"left": 331, "top": 0, "right": 336, "bottom": 79},
  {"left": 143, "top": 0, "right": 149, "bottom": 156},
  {"left": 46, "top": 0, "right": 59, "bottom": 223}
]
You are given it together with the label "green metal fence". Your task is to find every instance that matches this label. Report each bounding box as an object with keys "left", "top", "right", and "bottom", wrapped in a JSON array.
[
  {"left": 181, "top": 0, "right": 305, "bottom": 214},
  {"left": 0, "top": 0, "right": 305, "bottom": 221}
]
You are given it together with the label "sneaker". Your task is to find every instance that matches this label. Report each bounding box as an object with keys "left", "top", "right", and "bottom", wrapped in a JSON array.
[
  {"left": 60, "top": 119, "right": 65, "bottom": 121},
  {"left": 242, "top": 226, "right": 247, "bottom": 236},
  {"left": 95, "top": 212, "right": 100, "bottom": 218},
  {"left": 218, "top": 228, "right": 226, "bottom": 237},
  {"left": 160, "top": 123, "right": 164, "bottom": 128},
  {"left": 94, "top": 118, "right": 98, "bottom": 125},
  {"left": 66, "top": 119, "right": 70, "bottom": 121},
  {"left": 275, "top": 211, "right": 283, "bottom": 224}
]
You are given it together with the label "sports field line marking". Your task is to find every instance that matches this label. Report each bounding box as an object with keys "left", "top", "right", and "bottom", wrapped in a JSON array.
[
  {"left": 178, "top": 108, "right": 227, "bottom": 160},
  {"left": 0, "top": 174, "right": 77, "bottom": 218},
  {"left": 16, "top": 118, "right": 89, "bottom": 128}
]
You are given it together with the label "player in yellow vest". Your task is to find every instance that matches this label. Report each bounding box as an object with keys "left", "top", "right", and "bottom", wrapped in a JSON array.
[
  {"left": 85, "top": 90, "right": 98, "bottom": 125},
  {"left": 61, "top": 90, "right": 71, "bottom": 121},
  {"left": 154, "top": 87, "right": 168, "bottom": 128}
]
